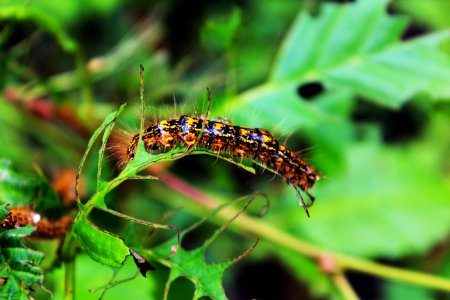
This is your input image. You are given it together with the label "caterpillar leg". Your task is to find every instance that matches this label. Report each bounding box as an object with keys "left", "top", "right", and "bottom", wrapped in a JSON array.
[
  {"left": 294, "top": 186, "right": 311, "bottom": 218},
  {"left": 305, "top": 191, "right": 315, "bottom": 207}
]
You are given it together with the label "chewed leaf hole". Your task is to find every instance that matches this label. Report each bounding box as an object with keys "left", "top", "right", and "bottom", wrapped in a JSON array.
[{"left": 297, "top": 82, "right": 324, "bottom": 101}]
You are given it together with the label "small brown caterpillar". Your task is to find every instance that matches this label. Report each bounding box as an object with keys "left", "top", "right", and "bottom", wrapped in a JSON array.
[
  {"left": 1, "top": 207, "right": 72, "bottom": 238},
  {"left": 111, "top": 112, "right": 320, "bottom": 216}
]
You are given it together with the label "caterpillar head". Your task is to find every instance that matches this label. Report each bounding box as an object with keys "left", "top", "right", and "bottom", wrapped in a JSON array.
[
  {"left": 108, "top": 130, "right": 137, "bottom": 169},
  {"left": 305, "top": 165, "right": 320, "bottom": 190}
]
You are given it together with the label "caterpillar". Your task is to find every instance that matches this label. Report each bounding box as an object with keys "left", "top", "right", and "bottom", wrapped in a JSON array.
[
  {"left": 1, "top": 207, "right": 72, "bottom": 238},
  {"left": 111, "top": 110, "right": 320, "bottom": 216}
]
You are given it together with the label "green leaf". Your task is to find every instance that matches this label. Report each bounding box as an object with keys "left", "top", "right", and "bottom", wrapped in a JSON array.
[
  {"left": 147, "top": 235, "right": 231, "bottom": 299},
  {"left": 0, "top": 226, "right": 36, "bottom": 239},
  {"left": 220, "top": 0, "right": 450, "bottom": 141},
  {"left": 201, "top": 8, "right": 242, "bottom": 51},
  {"left": 223, "top": 84, "right": 325, "bottom": 130},
  {"left": 0, "top": 159, "right": 60, "bottom": 214},
  {"left": 76, "top": 102, "right": 127, "bottom": 206},
  {"left": 217, "top": 88, "right": 354, "bottom": 170},
  {"left": 72, "top": 218, "right": 130, "bottom": 268},
  {"left": 271, "top": 0, "right": 405, "bottom": 81},
  {"left": 153, "top": 241, "right": 231, "bottom": 299},
  {"left": 0, "top": 224, "right": 44, "bottom": 300},
  {"left": 145, "top": 201, "right": 257, "bottom": 300},
  {"left": 325, "top": 31, "right": 450, "bottom": 102},
  {"left": 270, "top": 0, "right": 450, "bottom": 107},
  {"left": 213, "top": 0, "right": 450, "bottom": 173}
]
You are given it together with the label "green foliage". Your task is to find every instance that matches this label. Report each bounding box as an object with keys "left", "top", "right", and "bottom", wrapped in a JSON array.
[
  {"left": 223, "top": 0, "right": 450, "bottom": 130},
  {"left": 147, "top": 202, "right": 255, "bottom": 300},
  {"left": 271, "top": 0, "right": 449, "bottom": 106},
  {"left": 71, "top": 93, "right": 253, "bottom": 283},
  {"left": 210, "top": 0, "right": 450, "bottom": 260},
  {"left": 1, "top": 0, "right": 450, "bottom": 299},
  {"left": 149, "top": 235, "right": 232, "bottom": 300},
  {"left": 0, "top": 208, "right": 44, "bottom": 299},
  {"left": 69, "top": 96, "right": 259, "bottom": 296},
  {"left": 70, "top": 102, "right": 133, "bottom": 268}
]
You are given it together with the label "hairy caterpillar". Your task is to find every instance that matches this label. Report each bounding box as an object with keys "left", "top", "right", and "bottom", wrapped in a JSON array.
[
  {"left": 111, "top": 104, "right": 320, "bottom": 216},
  {"left": 1, "top": 207, "right": 72, "bottom": 238}
]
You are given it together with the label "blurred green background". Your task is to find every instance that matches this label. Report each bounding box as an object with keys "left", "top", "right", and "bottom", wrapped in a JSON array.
[{"left": 1, "top": 0, "right": 449, "bottom": 299}]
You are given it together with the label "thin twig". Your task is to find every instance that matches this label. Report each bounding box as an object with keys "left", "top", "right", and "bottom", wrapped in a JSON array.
[{"left": 332, "top": 273, "right": 359, "bottom": 300}]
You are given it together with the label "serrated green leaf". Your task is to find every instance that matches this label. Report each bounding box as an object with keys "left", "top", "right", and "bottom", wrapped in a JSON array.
[
  {"left": 148, "top": 235, "right": 231, "bottom": 300},
  {"left": 270, "top": 0, "right": 450, "bottom": 107},
  {"left": 0, "top": 224, "right": 44, "bottom": 300},
  {"left": 8, "top": 263, "right": 43, "bottom": 286},
  {"left": 0, "top": 276, "right": 30, "bottom": 300},
  {"left": 325, "top": 31, "right": 450, "bottom": 104},
  {"left": 271, "top": 0, "right": 404, "bottom": 80},
  {"left": 221, "top": 0, "right": 450, "bottom": 138},
  {"left": 217, "top": 88, "right": 354, "bottom": 170},
  {"left": 144, "top": 200, "right": 257, "bottom": 300},
  {"left": 0, "top": 226, "right": 36, "bottom": 239},
  {"left": 0, "top": 159, "right": 60, "bottom": 214},
  {"left": 223, "top": 84, "right": 324, "bottom": 130},
  {"left": 2, "top": 248, "right": 44, "bottom": 266},
  {"left": 72, "top": 218, "right": 130, "bottom": 267}
]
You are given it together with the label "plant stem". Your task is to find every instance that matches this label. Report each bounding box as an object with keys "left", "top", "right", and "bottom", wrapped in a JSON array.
[
  {"left": 332, "top": 273, "right": 359, "bottom": 300},
  {"left": 163, "top": 173, "right": 450, "bottom": 293},
  {"left": 61, "top": 229, "right": 77, "bottom": 300},
  {"left": 64, "top": 256, "right": 75, "bottom": 300}
]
